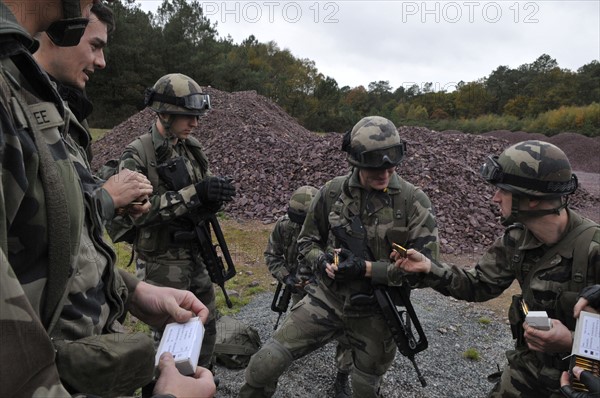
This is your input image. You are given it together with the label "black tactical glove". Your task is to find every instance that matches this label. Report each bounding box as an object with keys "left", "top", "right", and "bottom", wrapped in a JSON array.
[
  {"left": 283, "top": 274, "right": 300, "bottom": 293},
  {"left": 335, "top": 248, "right": 366, "bottom": 281},
  {"left": 195, "top": 176, "right": 236, "bottom": 203},
  {"left": 561, "top": 370, "right": 600, "bottom": 398},
  {"left": 317, "top": 252, "right": 334, "bottom": 278},
  {"left": 578, "top": 285, "right": 600, "bottom": 311}
]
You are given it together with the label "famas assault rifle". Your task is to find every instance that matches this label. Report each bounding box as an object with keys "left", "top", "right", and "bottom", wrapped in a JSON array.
[
  {"left": 374, "top": 285, "right": 428, "bottom": 387},
  {"left": 174, "top": 214, "right": 237, "bottom": 308},
  {"left": 271, "top": 281, "right": 293, "bottom": 330}
]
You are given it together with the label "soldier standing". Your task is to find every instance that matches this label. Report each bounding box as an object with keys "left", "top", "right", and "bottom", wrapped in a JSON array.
[
  {"left": 116, "top": 73, "right": 236, "bottom": 369},
  {"left": 240, "top": 116, "right": 440, "bottom": 397},
  {"left": 395, "top": 140, "right": 600, "bottom": 397},
  {"left": 265, "top": 185, "right": 354, "bottom": 397}
]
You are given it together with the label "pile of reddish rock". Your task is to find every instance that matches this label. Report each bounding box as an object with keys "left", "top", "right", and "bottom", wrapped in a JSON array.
[{"left": 92, "top": 87, "right": 599, "bottom": 254}]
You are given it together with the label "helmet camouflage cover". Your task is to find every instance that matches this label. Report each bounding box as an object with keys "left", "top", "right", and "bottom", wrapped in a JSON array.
[
  {"left": 289, "top": 185, "right": 318, "bottom": 214},
  {"left": 342, "top": 116, "right": 406, "bottom": 169},
  {"left": 288, "top": 185, "right": 318, "bottom": 224},
  {"left": 144, "top": 73, "right": 211, "bottom": 116},
  {"left": 480, "top": 140, "right": 578, "bottom": 197}
]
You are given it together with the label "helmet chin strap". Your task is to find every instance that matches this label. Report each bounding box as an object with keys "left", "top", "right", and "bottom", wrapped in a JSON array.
[
  {"left": 158, "top": 114, "right": 176, "bottom": 140},
  {"left": 501, "top": 195, "right": 568, "bottom": 226}
]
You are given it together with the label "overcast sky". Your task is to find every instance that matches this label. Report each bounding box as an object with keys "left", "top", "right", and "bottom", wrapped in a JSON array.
[{"left": 139, "top": 1, "right": 599, "bottom": 92}]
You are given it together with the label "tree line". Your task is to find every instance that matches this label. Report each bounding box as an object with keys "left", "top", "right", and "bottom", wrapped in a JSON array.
[{"left": 87, "top": 0, "right": 600, "bottom": 136}]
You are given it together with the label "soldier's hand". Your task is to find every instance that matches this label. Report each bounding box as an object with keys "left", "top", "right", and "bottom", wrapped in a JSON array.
[
  {"left": 126, "top": 196, "right": 151, "bottom": 218},
  {"left": 574, "top": 285, "right": 600, "bottom": 318},
  {"left": 195, "top": 176, "right": 236, "bottom": 203},
  {"left": 103, "top": 169, "right": 153, "bottom": 209},
  {"left": 560, "top": 367, "right": 600, "bottom": 398},
  {"left": 317, "top": 252, "right": 335, "bottom": 279},
  {"left": 154, "top": 352, "right": 217, "bottom": 397},
  {"left": 523, "top": 319, "right": 573, "bottom": 353},
  {"left": 335, "top": 248, "right": 366, "bottom": 281},
  {"left": 128, "top": 282, "right": 209, "bottom": 329},
  {"left": 283, "top": 274, "right": 301, "bottom": 292},
  {"left": 394, "top": 249, "right": 432, "bottom": 274}
]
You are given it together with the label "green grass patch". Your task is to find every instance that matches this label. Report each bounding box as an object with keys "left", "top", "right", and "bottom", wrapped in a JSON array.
[
  {"left": 478, "top": 317, "right": 491, "bottom": 325},
  {"left": 89, "top": 128, "right": 109, "bottom": 141},
  {"left": 111, "top": 220, "right": 274, "bottom": 325},
  {"left": 462, "top": 348, "right": 481, "bottom": 361}
]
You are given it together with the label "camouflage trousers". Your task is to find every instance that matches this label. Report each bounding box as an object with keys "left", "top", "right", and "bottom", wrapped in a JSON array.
[
  {"left": 488, "top": 347, "right": 564, "bottom": 398},
  {"left": 240, "top": 293, "right": 396, "bottom": 398},
  {"left": 136, "top": 248, "right": 216, "bottom": 368},
  {"left": 290, "top": 290, "right": 353, "bottom": 374}
]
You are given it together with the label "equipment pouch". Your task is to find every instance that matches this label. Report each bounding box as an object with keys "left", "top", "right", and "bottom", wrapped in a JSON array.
[
  {"left": 214, "top": 316, "right": 261, "bottom": 369},
  {"left": 553, "top": 290, "right": 579, "bottom": 331},
  {"left": 136, "top": 224, "right": 170, "bottom": 254},
  {"left": 508, "top": 294, "right": 525, "bottom": 346},
  {"left": 157, "top": 156, "right": 193, "bottom": 191},
  {"left": 54, "top": 332, "right": 155, "bottom": 397}
]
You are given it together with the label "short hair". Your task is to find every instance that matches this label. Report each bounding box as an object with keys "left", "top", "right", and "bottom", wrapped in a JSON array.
[{"left": 91, "top": 3, "right": 115, "bottom": 34}]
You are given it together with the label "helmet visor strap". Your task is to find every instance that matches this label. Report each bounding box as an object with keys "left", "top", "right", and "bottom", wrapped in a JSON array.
[
  {"left": 183, "top": 93, "right": 211, "bottom": 110},
  {"left": 480, "top": 156, "right": 503, "bottom": 183},
  {"left": 481, "top": 155, "right": 578, "bottom": 196},
  {"left": 146, "top": 91, "right": 211, "bottom": 111},
  {"left": 359, "top": 142, "right": 406, "bottom": 168}
]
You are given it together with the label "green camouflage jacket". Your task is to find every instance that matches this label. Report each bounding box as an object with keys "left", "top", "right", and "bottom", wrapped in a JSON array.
[
  {"left": 118, "top": 124, "right": 211, "bottom": 256},
  {"left": 424, "top": 208, "right": 599, "bottom": 367},
  {"left": 52, "top": 79, "right": 118, "bottom": 222},
  {"left": 63, "top": 103, "right": 116, "bottom": 221},
  {"left": 265, "top": 214, "right": 304, "bottom": 282},
  {"left": 297, "top": 169, "right": 439, "bottom": 316},
  {"left": 1, "top": 3, "right": 129, "bottom": 394},
  {"left": 0, "top": 246, "right": 70, "bottom": 397}
]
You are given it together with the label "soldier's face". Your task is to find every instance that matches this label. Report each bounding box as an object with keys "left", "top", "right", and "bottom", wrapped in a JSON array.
[
  {"left": 46, "top": 13, "right": 108, "bottom": 90},
  {"left": 492, "top": 188, "right": 512, "bottom": 217},
  {"left": 170, "top": 114, "right": 199, "bottom": 140},
  {"left": 359, "top": 167, "right": 394, "bottom": 191}
]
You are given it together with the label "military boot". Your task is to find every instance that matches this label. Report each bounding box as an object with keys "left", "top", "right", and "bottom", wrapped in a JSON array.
[{"left": 333, "top": 371, "right": 351, "bottom": 398}]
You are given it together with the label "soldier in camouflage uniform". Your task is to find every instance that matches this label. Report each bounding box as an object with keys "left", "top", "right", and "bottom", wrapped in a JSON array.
[
  {"left": 395, "top": 140, "right": 600, "bottom": 397},
  {"left": 265, "top": 185, "right": 354, "bottom": 398},
  {"left": 33, "top": 2, "right": 114, "bottom": 162},
  {"left": 240, "top": 116, "right": 440, "bottom": 398},
  {"left": 33, "top": 3, "right": 154, "bottom": 222},
  {"left": 116, "top": 73, "right": 236, "bottom": 369},
  {"left": 0, "top": 1, "right": 216, "bottom": 396}
]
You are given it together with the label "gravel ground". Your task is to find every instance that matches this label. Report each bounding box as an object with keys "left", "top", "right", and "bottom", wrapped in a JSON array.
[{"left": 214, "top": 288, "right": 514, "bottom": 398}]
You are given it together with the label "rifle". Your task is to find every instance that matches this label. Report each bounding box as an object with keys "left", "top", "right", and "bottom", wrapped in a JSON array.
[
  {"left": 270, "top": 281, "right": 293, "bottom": 330},
  {"left": 374, "top": 286, "right": 428, "bottom": 386},
  {"left": 332, "top": 220, "right": 429, "bottom": 387},
  {"left": 174, "top": 214, "right": 237, "bottom": 308},
  {"left": 155, "top": 156, "right": 237, "bottom": 307}
]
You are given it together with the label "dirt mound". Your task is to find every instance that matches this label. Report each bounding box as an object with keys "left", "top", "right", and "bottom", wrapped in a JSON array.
[
  {"left": 92, "top": 88, "right": 600, "bottom": 254},
  {"left": 482, "top": 130, "right": 600, "bottom": 174}
]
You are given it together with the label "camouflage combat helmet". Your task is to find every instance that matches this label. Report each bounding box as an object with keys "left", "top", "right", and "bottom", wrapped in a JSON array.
[
  {"left": 287, "top": 185, "right": 318, "bottom": 224},
  {"left": 481, "top": 140, "right": 578, "bottom": 226},
  {"left": 144, "top": 73, "right": 211, "bottom": 116},
  {"left": 342, "top": 116, "right": 407, "bottom": 169},
  {"left": 480, "top": 140, "right": 578, "bottom": 198}
]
